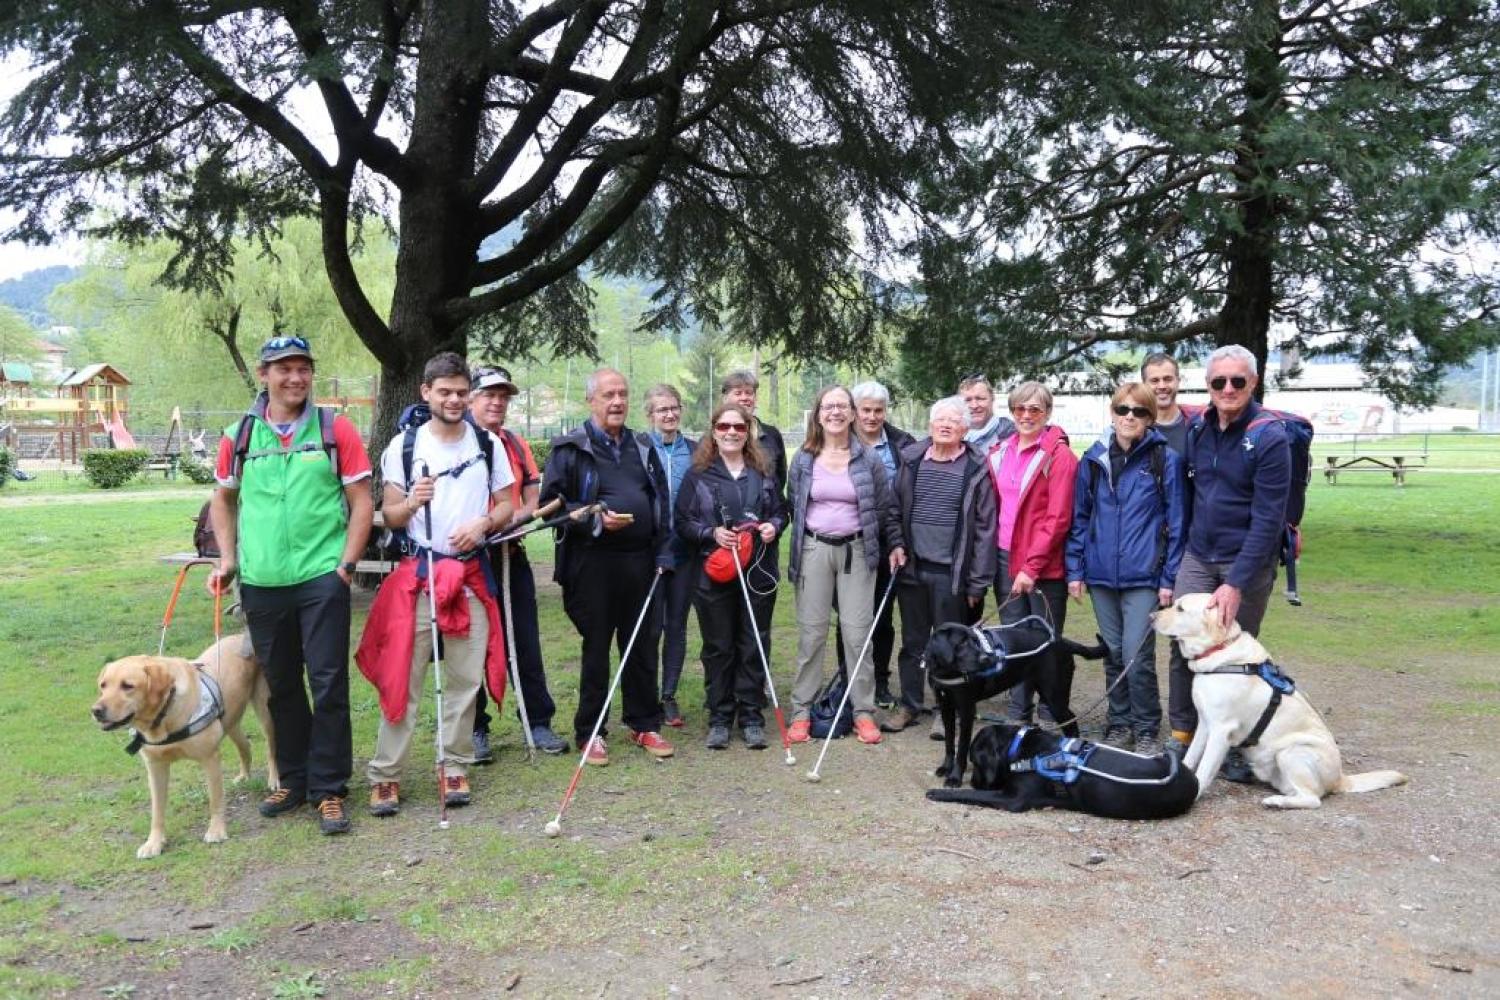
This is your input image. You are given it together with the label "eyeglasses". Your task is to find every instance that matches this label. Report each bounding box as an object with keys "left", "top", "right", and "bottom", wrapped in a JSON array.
[
  {"left": 1113, "top": 405, "right": 1152, "bottom": 419},
  {"left": 1209, "top": 375, "right": 1249, "bottom": 391},
  {"left": 653, "top": 404, "right": 683, "bottom": 415},
  {"left": 714, "top": 421, "right": 748, "bottom": 433},
  {"left": 1010, "top": 403, "right": 1047, "bottom": 416},
  {"left": 264, "top": 335, "right": 309, "bottom": 350},
  {"left": 819, "top": 402, "right": 851, "bottom": 413}
]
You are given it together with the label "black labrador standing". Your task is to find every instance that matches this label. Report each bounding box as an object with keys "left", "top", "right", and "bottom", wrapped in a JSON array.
[
  {"left": 925, "top": 618, "right": 1106, "bottom": 788},
  {"left": 925, "top": 722, "right": 1197, "bottom": 818}
]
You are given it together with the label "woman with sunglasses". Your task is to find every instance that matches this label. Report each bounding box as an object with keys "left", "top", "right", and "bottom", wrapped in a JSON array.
[
  {"left": 785, "top": 385, "right": 906, "bottom": 745},
  {"left": 985, "top": 381, "right": 1079, "bottom": 731},
  {"left": 1064, "top": 382, "right": 1186, "bottom": 754},
  {"left": 675, "top": 404, "right": 785, "bottom": 750}
]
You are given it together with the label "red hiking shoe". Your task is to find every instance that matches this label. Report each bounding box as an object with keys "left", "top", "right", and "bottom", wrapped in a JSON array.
[
  {"left": 627, "top": 729, "right": 676, "bottom": 758},
  {"left": 787, "top": 718, "right": 812, "bottom": 744},
  {"left": 582, "top": 736, "right": 609, "bottom": 767},
  {"left": 854, "top": 717, "right": 883, "bottom": 745}
]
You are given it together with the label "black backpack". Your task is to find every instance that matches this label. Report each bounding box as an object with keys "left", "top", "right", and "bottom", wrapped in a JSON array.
[{"left": 808, "top": 669, "right": 854, "bottom": 740}]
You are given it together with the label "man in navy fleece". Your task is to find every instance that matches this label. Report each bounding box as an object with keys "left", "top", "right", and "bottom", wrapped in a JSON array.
[{"left": 1175, "top": 344, "right": 1290, "bottom": 780}]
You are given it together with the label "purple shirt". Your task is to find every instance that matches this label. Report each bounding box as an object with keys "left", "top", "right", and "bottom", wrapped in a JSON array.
[
  {"left": 995, "top": 438, "right": 1038, "bottom": 551},
  {"left": 805, "top": 460, "right": 861, "bottom": 536}
]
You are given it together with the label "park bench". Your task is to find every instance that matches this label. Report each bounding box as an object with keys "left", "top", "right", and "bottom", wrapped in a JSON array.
[
  {"left": 1323, "top": 452, "right": 1427, "bottom": 486},
  {"left": 144, "top": 454, "right": 180, "bottom": 479}
]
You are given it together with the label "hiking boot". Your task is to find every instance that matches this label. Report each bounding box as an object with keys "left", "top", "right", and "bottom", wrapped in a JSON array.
[
  {"left": 443, "top": 774, "right": 471, "bottom": 807},
  {"left": 258, "top": 786, "right": 306, "bottom": 818},
  {"left": 1164, "top": 732, "right": 1191, "bottom": 758},
  {"left": 662, "top": 696, "right": 685, "bottom": 728},
  {"left": 530, "top": 725, "right": 568, "bottom": 755},
  {"left": 1134, "top": 733, "right": 1163, "bottom": 756},
  {"left": 854, "top": 716, "right": 883, "bottom": 744},
  {"left": 879, "top": 706, "right": 918, "bottom": 733},
  {"left": 368, "top": 781, "right": 400, "bottom": 817},
  {"left": 582, "top": 735, "right": 609, "bottom": 767},
  {"left": 874, "top": 679, "right": 895, "bottom": 709},
  {"left": 1102, "top": 724, "right": 1133, "bottom": 749},
  {"left": 1221, "top": 747, "right": 1255, "bottom": 784},
  {"left": 787, "top": 718, "right": 812, "bottom": 744},
  {"left": 705, "top": 724, "right": 731, "bottom": 750},
  {"left": 627, "top": 729, "right": 675, "bottom": 758},
  {"left": 316, "top": 796, "right": 350, "bottom": 835},
  {"left": 929, "top": 713, "right": 946, "bottom": 742},
  {"left": 472, "top": 730, "right": 494, "bottom": 765},
  {"left": 742, "top": 724, "right": 768, "bottom": 750}
]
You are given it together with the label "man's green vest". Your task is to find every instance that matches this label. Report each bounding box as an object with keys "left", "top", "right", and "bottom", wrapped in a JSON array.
[{"left": 227, "top": 409, "right": 346, "bottom": 587}]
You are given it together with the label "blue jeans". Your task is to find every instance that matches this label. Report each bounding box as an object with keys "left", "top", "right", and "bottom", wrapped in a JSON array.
[
  {"left": 1088, "top": 585, "right": 1162, "bottom": 736},
  {"left": 659, "top": 555, "right": 696, "bottom": 698}
]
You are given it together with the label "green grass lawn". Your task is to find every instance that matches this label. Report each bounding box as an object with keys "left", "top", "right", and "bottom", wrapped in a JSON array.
[{"left": 1, "top": 471, "right": 1496, "bottom": 994}]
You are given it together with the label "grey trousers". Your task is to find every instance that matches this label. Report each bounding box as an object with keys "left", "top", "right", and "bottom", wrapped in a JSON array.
[
  {"left": 1167, "top": 551, "right": 1277, "bottom": 736},
  {"left": 791, "top": 535, "right": 877, "bottom": 718}
]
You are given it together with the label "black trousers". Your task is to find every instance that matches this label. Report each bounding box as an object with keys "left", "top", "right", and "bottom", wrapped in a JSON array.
[
  {"left": 240, "top": 571, "right": 352, "bottom": 803},
  {"left": 994, "top": 551, "right": 1075, "bottom": 724},
  {"left": 693, "top": 567, "right": 774, "bottom": 727},
  {"left": 563, "top": 549, "right": 664, "bottom": 743},
  {"left": 895, "top": 560, "right": 970, "bottom": 713},
  {"left": 658, "top": 554, "right": 697, "bottom": 698},
  {"left": 474, "top": 544, "right": 556, "bottom": 732},
  {"left": 835, "top": 560, "right": 895, "bottom": 685}
]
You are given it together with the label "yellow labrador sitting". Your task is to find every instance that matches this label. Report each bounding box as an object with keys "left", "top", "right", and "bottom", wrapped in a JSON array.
[
  {"left": 92, "top": 636, "right": 278, "bottom": 858},
  {"left": 1153, "top": 593, "right": 1407, "bottom": 808}
]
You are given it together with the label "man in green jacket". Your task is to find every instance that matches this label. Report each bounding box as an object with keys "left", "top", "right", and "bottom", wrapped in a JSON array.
[{"left": 208, "top": 335, "right": 374, "bottom": 835}]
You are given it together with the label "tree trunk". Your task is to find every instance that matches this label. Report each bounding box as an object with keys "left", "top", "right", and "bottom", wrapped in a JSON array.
[
  {"left": 1218, "top": 1, "right": 1283, "bottom": 400},
  {"left": 367, "top": 1, "right": 490, "bottom": 447}
]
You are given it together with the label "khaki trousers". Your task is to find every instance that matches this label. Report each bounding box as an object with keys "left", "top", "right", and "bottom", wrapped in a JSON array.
[
  {"left": 792, "top": 535, "right": 877, "bottom": 718},
  {"left": 367, "top": 590, "right": 488, "bottom": 782}
]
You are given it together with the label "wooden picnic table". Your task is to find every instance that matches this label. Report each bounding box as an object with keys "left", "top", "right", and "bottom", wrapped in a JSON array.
[{"left": 1323, "top": 453, "right": 1425, "bottom": 486}]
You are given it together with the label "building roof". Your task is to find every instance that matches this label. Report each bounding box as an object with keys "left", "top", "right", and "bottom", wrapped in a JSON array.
[
  {"left": 2, "top": 361, "right": 33, "bottom": 384},
  {"left": 57, "top": 363, "right": 131, "bottom": 386}
]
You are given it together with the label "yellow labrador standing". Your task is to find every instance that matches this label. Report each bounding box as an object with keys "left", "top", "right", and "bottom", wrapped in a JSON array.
[
  {"left": 93, "top": 636, "right": 278, "bottom": 858},
  {"left": 1153, "top": 593, "right": 1406, "bottom": 808}
]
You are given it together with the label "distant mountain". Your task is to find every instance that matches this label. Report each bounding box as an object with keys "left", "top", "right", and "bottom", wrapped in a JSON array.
[{"left": 0, "top": 265, "right": 80, "bottom": 328}]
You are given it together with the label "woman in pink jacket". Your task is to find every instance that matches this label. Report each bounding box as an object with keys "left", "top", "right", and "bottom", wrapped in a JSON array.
[{"left": 986, "top": 381, "right": 1080, "bottom": 732}]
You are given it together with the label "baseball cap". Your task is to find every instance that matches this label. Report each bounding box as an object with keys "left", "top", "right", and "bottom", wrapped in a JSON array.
[
  {"left": 472, "top": 365, "right": 519, "bottom": 395},
  {"left": 259, "top": 335, "right": 316, "bottom": 364}
]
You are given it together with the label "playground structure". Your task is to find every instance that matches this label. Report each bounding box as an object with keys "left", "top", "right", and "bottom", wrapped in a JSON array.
[{"left": 0, "top": 363, "right": 136, "bottom": 462}]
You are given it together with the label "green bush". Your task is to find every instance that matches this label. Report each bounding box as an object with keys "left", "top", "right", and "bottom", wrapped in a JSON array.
[
  {"left": 528, "top": 436, "right": 552, "bottom": 472},
  {"left": 0, "top": 446, "right": 13, "bottom": 487},
  {"left": 82, "top": 449, "right": 150, "bottom": 489},
  {"left": 178, "top": 453, "right": 216, "bottom": 485}
]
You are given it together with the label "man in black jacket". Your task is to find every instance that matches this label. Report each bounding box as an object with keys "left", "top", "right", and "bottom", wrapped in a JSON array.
[
  {"left": 540, "top": 368, "right": 676, "bottom": 766},
  {"left": 882, "top": 396, "right": 996, "bottom": 731},
  {"left": 721, "top": 370, "right": 787, "bottom": 494}
]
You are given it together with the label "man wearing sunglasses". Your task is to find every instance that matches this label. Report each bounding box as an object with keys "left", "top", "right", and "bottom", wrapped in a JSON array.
[
  {"left": 207, "top": 335, "right": 374, "bottom": 835},
  {"left": 1177, "top": 344, "right": 1291, "bottom": 779}
]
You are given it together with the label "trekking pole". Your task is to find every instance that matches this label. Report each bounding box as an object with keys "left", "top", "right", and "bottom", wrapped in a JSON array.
[
  {"left": 544, "top": 572, "right": 662, "bottom": 838},
  {"left": 500, "top": 542, "right": 537, "bottom": 758},
  {"left": 806, "top": 568, "right": 900, "bottom": 783},
  {"left": 723, "top": 508, "right": 794, "bottom": 766},
  {"left": 486, "top": 501, "right": 604, "bottom": 546},
  {"left": 419, "top": 462, "right": 450, "bottom": 831}
]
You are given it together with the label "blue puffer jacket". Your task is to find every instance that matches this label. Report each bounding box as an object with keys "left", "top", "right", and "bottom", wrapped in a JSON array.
[{"left": 1065, "top": 428, "right": 1186, "bottom": 591}]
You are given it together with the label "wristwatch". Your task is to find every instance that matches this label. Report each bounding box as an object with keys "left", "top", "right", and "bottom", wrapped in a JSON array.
[{"left": 340, "top": 561, "right": 357, "bottom": 575}]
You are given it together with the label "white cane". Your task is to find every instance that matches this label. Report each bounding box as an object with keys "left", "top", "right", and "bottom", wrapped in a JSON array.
[{"left": 500, "top": 542, "right": 537, "bottom": 758}]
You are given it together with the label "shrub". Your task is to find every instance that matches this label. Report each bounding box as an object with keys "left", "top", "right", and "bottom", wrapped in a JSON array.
[
  {"left": 178, "top": 453, "right": 216, "bottom": 485},
  {"left": 82, "top": 449, "right": 150, "bottom": 489},
  {"left": 528, "top": 436, "right": 552, "bottom": 472},
  {"left": 0, "top": 446, "right": 13, "bottom": 487}
]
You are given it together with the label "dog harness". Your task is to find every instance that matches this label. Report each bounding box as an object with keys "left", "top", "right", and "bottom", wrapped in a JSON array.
[
  {"left": 930, "top": 616, "right": 1057, "bottom": 687},
  {"left": 1004, "top": 725, "right": 1184, "bottom": 788},
  {"left": 124, "top": 668, "right": 225, "bottom": 756},
  {"left": 1200, "top": 659, "right": 1296, "bottom": 748}
]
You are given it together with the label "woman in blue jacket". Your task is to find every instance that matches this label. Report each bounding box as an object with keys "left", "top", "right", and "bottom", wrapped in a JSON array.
[{"left": 1066, "top": 382, "right": 1185, "bottom": 754}]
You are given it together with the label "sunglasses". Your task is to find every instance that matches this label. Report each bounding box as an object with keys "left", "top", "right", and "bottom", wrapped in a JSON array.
[
  {"left": 1010, "top": 403, "right": 1047, "bottom": 416},
  {"left": 1209, "top": 375, "right": 1249, "bottom": 391},
  {"left": 1113, "top": 405, "right": 1152, "bottom": 418},
  {"left": 264, "top": 335, "right": 310, "bottom": 350},
  {"left": 714, "top": 421, "right": 748, "bottom": 433}
]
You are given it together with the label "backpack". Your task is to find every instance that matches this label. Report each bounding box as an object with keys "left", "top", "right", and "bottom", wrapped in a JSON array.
[
  {"left": 193, "top": 502, "right": 219, "bottom": 558},
  {"left": 380, "top": 403, "right": 496, "bottom": 557},
  {"left": 808, "top": 669, "right": 854, "bottom": 740},
  {"left": 1185, "top": 403, "right": 1314, "bottom": 603}
]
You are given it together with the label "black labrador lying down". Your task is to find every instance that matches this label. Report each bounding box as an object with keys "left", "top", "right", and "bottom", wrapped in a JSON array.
[
  {"left": 926, "top": 723, "right": 1198, "bottom": 819},
  {"left": 925, "top": 618, "right": 1107, "bottom": 788}
]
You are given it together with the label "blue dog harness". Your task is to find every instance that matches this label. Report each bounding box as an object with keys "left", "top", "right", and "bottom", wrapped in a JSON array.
[
  {"left": 1200, "top": 660, "right": 1295, "bottom": 748},
  {"left": 1004, "top": 725, "right": 1183, "bottom": 788}
]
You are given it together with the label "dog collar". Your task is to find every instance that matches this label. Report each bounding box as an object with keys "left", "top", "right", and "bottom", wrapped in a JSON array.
[
  {"left": 1192, "top": 639, "right": 1236, "bottom": 661},
  {"left": 125, "top": 669, "right": 225, "bottom": 756},
  {"left": 1004, "top": 726, "right": 1032, "bottom": 764}
]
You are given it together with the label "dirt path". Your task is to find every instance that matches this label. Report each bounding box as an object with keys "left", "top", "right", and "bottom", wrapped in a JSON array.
[
  {"left": 17, "top": 647, "right": 1497, "bottom": 998},
  {"left": 0, "top": 487, "right": 206, "bottom": 508}
]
